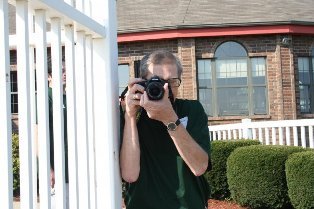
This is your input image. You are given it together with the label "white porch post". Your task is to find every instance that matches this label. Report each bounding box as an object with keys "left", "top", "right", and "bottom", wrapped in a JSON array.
[
  {"left": 0, "top": 0, "right": 13, "bottom": 209},
  {"left": 64, "top": 24, "right": 79, "bottom": 209},
  {"left": 16, "top": 1, "right": 34, "bottom": 208},
  {"left": 51, "top": 17, "right": 66, "bottom": 209},
  {"left": 75, "top": 31, "right": 91, "bottom": 209},
  {"left": 91, "top": 0, "right": 122, "bottom": 208},
  {"left": 86, "top": 35, "right": 97, "bottom": 209},
  {"left": 241, "top": 118, "right": 252, "bottom": 139},
  {"left": 35, "top": 9, "right": 52, "bottom": 209}
]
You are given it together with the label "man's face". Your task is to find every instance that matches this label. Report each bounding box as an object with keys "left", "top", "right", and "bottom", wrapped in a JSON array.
[{"left": 146, "top": 62, "right": 180, "bottom": 99}]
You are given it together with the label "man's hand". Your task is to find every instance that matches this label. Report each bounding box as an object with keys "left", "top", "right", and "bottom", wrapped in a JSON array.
[
  {"left": 51, "top": 169, "right": 55, "bottom": 188},
  {"left": 140, "top": 83, "right": 177, "bottom": 124},
  {"left": 125, "top": 78, "right": 145, "bottom": 118}
]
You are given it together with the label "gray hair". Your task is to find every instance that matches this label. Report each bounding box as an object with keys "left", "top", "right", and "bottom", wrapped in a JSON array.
[{"left": 139, "top": 50, "right": 183, "bottom": 79}]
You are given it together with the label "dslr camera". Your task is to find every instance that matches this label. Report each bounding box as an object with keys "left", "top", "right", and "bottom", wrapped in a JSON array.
[{"left": 137, "top": 76, "right": 166, "bottom": 100}]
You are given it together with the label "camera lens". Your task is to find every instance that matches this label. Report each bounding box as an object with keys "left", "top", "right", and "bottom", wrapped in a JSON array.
[{"left": 146, "top": 82, "right": 164, "bottom": 100}]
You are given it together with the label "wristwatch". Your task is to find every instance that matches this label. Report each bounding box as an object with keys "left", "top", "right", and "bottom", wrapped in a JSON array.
[{"left": 166, "top": 119, "right": 181, "bottom": 131}]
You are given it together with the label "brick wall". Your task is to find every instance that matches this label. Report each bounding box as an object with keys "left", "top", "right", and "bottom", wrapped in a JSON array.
[
  {"left": 118, "top": 34, "right": 314, "bottom": 124},
  {"left": 118, "top": 40, "right": 178, "bottom": 78},
  {"left": 177, "top": 38, "right": 196, "bottom": 99}
]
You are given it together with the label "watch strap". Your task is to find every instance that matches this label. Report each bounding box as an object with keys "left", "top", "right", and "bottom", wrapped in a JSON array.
[{"left": 166, "top": 118, "right": 181, "bottom": 131}]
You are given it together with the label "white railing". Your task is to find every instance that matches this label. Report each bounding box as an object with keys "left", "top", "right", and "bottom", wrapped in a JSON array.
[
  {"left": 1, "top": 0, "right": 121, "bottom": 209},
  {"left": 209, "top": 118, "right": 314, "bottom": 148}
]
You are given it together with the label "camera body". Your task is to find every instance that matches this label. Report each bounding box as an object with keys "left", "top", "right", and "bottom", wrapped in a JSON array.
[{"left": 137, "top": 76, "right": 165, "bottom": 100}]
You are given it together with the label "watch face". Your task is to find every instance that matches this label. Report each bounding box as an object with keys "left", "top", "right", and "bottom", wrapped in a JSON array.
[{"left": 167, "top": 122, "right": 177, "bottom": 131}]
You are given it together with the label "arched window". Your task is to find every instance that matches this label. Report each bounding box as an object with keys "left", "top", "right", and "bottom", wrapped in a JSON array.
[
  {"left": 215, "top": 41, "right": 247, "bottom": 58},
  {"left": 197, "top": 41, "right": 267, "bottom": 116}
]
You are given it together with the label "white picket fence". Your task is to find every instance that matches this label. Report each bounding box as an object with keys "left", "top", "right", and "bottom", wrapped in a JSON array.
[
  {"left": 208, "top": 118, "right": 314, "bottom": 148},
  {"left": 0, "top": 0, "right": 121, "bottom": 209}
]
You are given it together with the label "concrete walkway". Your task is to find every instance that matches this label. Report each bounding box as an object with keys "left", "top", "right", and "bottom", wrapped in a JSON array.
[
  {"left": 13, "top": 201, "right": 126, "bottom": 209},
  {"left": 13, "top": 201, "right": 20, "bottom": 209},
  {"left": 13, "top": 201, "right": 39, "bottom": 209}
]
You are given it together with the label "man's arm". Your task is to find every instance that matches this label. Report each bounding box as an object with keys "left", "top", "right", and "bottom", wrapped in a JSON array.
[
  {"left": 35, "top": 124, "right": 39, "bottom": 156},
  {"left": 120, "top": 115, "right": 141, "bottom": 182},
  {"left": 167, "top": 124, "right": 208, "bottom": 176},
  {"left": 140, "top": 84, "right": 208, "bottom": 176},
  {"left": 35, "top": 123, "right": 55, "bottom": 188},
  {"left": 120, "top": 78, "right": 145, "bottom": 183}
]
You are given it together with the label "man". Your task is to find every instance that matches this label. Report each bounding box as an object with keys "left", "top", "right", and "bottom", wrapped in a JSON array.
[
  {"left": 120, "top": 50, "right": 211, "bottom": 209},
  {"left": 48, "top": 62, "right": 69, "bottom": 209},
  {"left": 36, "top": 61, "right": 69, "bottom": 208}
]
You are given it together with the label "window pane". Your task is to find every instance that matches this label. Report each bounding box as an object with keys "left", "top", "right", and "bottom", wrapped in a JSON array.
[
  {"left": 216, "top": 59, "right": 247, "bottom": 86},
  {"left": 253, "top": 87, "right": 267, "bottom": 114},
  {"left": 10, "top": 71, "right": 18, "bottom": 92},
  {"left": 10, "top": 50, "right": 16, "bottom": 65},
  {"left": 197, "top": 60, "right": 212, "bottom": 115},
  {"left": 217, "top": 87, "right": 248, "bottom": 116},
  {"left": 215, "top": 41, "right": 247, "bottom": 58},
  {"left": 197, "top": 60, "right": 211, "bottom": 88},
  {"left": 298, "top": 57, "right": 313, "bottom": 113},
  {"left": 11, "top": 93, "right": 18, "bottom": 114},
  {"left": 10, "top": 71, "right": 18, "bottom": 113},
  {"left": 298, "top": 57, "right": 310, "bottom": 85},
  {"left": 251, "top": 57, "right": 266, "bottom": 85},
  {"left": 312, "top": 57, "right": 314, "bottom": 80},
  {"left": 300, "top": 84, "right": 311, "bottom": 113},
  {"left": 198, "top": 88, "right": 212, "bottom": 116},
  {"left": 118, "top": 64, "right": 129, "bottom": 95}
]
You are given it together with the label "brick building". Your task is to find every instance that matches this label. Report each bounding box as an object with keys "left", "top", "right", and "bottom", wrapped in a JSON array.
[
  {"left": 8, "top": 0, "right": 314, "bottom": 128},
  {"left": 116, "top": 0, "right": 314, "bottom": 125}
]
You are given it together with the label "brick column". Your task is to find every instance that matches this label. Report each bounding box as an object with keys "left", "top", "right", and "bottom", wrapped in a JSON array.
[
  {"left": 177, "top": 38, "right": 196, "bottom": 100},
  {"left": 267, "top": 41, "right": 282, "bottom": 120},
  {"left": 268, "top": 35, "right": 296, "bottom": 120},
  {"left": 280, "top": 42, "right": 297, "bottom": 119}
]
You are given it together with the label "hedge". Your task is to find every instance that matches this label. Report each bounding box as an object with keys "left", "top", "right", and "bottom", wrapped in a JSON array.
[
  {"left": 227, "top": 145, "right": 305, "bottom": 209},
  {"left": 12, "top": 133, "right": 20, "bottom": 196},
  {"left": 286, "top": 150, "right": 314, "bottom": 209},
  {"left": 205, "top": 139, "right": 260, "bottom": 200}
]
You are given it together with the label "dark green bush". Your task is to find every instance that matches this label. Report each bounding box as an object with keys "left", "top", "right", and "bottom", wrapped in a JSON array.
[
  {"left": 286, "top": 150, "right": 314, "bottom": 209},
  {"left": 12, "top": 133, "right": 20, "bottom": 195},
  {"left": 227, "top": 145, "right": 305, "bottom": 209},
  {"left": 205, "top": 139, "right": 260, "bottom": 199}
]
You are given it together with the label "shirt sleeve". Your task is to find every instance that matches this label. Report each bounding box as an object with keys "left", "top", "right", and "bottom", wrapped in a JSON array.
[{"left": 185, "top": 100, "right": 211, "bottom": 155}]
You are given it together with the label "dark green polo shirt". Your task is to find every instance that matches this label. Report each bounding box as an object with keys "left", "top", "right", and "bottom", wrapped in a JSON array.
[
  {"left": 48, "top": 87, "right": 69, "bottom": 183},
  {"left": 124, "top": 99, "right": 210, "bottom": 209}
]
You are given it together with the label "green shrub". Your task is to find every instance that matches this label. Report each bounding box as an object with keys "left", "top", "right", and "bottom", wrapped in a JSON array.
[
  {"left": 227, "top": 145, "right": 305, "bottom": 209},
  {"left": 286, "top": 150, "right": 314, "bottom": 209},
  {"left": 205, "top": 139, "right": 260, "bottom": 200},
  {"left": 12, "top": 133, "right": 20, "bottom": 195}
]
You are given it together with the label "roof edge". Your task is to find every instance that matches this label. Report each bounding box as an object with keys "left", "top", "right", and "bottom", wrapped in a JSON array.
[
  {"left": 118, "top": 21, "right": 314, "bottom": 34},
  {"left": 117, "top": 24, "right": 314, "bottom": 43}
]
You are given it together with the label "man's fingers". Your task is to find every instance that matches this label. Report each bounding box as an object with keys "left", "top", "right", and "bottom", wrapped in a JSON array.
[
  {"left": 128, "top": 78, "right": 145, "bottom": 92},
  {"left": 131, "top": 93, "right": 143, "bottom": 100},
  {"left": 140, "top": 91, "right": 147, "bottom": 106}
]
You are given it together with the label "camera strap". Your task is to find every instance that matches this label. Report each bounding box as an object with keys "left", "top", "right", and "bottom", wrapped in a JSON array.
[
  {"left": 168, "top": 84, "right": 175, "bottom": 106},
  {"left": 120, "top": 86, "right": 129, "bottom": 100}
]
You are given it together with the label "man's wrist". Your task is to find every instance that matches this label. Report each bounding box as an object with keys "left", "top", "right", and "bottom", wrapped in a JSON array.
[
  {"left": 162, "top": 115, "right": 178, "bottom": 125},
  {"left": 125, "top": 114, "right": 137, "bottom": 121},
  {"left": 166, "top": 118, "right": 181, "bottom": 131},
  {"left": 163, "top": 112, "right": 180, "bottom": 131}
]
